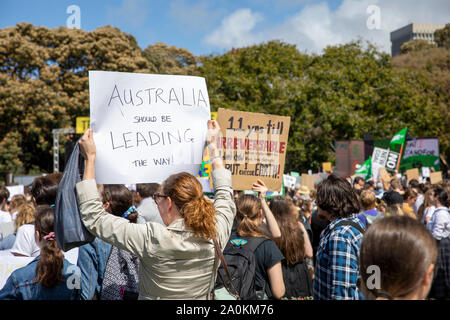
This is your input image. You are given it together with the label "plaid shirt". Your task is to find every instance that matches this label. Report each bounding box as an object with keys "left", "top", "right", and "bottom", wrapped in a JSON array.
[{"left": 313, "top": 215, "right": 365, "bottom": 300}]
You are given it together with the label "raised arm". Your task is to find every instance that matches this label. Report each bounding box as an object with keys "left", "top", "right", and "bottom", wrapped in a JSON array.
[
  {"left": 252, "top": 179, "right": 281, "bottom": 239},
  {"left": 76, "top": 129, "right": 152, "bottom": 259},
  {"left": 207, "top": 120, "right": 236, "bottom": 249}
]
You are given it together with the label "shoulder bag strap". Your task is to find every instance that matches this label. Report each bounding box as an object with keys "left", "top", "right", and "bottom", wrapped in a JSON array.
[{"left": 213, "top": 238, "right": 240, "bottom": 299}]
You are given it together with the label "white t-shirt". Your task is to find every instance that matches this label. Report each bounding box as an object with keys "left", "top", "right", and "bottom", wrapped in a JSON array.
[
  {"left": 10, "top": 224, "right": 40, "bottom": 257},
  {"left": 422, "top": 206, "right": 436, "bottom": 224}
]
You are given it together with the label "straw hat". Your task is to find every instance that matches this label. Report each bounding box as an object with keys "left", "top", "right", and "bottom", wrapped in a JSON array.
[{"left": 298, "top": 185, "right": 310, "bottom": 195}]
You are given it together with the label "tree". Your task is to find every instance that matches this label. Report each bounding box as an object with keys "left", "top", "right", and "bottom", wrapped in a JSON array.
[
  {"left": 400, "top": 39, "right": 436, "bottom": 54},
  {"left": 0, "top": 23, "right": 154, "bottom": 175},
  {"left": 143, "top": 42, "right": 198, "bottom": 75},
  {"left": 435, "top": 23, "right": 450, "bottom": 49}
]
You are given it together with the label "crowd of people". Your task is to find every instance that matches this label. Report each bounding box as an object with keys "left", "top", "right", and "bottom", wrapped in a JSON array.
[{"left": 0, "top": 120, "right": 448, "bottom": 301}]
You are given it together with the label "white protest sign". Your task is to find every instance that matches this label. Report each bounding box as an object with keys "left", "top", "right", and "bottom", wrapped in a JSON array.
[
  {"left": 421, "top": 167, "right": 430, "bottom": 178},
  {"left": 6, "top": 185, "right": 24, "bottom": 201},
  {"left": 89, "top": 71, "right": 211, "bottom": 184},
  {"left": 283, "top": 174, "right": 297, "bottom": 189},
  {"left": 0, "top": 253, "right": 33, "bottom": 289}
]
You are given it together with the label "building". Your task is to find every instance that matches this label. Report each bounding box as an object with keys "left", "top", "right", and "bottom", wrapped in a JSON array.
[{"left": 390, "top": 23, "right": 445, "bottom": 56}]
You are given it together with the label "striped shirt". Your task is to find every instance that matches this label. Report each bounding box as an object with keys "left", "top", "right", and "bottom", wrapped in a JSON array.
[{"left": 314, "top": 215, "right": 365, "bottom": 300}]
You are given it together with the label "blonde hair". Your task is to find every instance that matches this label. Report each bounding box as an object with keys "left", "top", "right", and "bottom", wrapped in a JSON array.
[
  {"left": 15, "top": 203, "right": 36, "bottom": 232},
  {"left": 361, "top": 190, "right": 376, "bottom": 210}
]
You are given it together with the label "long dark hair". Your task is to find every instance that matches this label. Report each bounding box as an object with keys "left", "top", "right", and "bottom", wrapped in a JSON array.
[
  {"left": 34, "top": 205, "right": 64, "bottom": 287},
  {"left": 101, "top": 185, "right": 138, "bottom": 223},
  {"left": 316, "top": 174, "right": 360, "bottom": 219},
  {"left": 269, "top": 196, "right": 305, "bottom": 265}
]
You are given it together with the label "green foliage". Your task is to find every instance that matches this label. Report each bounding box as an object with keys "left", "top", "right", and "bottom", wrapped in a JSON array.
[
  {"left": 400, "top": 39, "right": 436, "bottom": 54},
  {"left": 435, "top": 23, "right": 450, "bottom": 49}
]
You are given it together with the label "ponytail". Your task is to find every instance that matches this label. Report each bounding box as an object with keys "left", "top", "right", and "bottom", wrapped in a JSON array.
[
  {"left": 163, "top": 172, "right": 217, "bottom": 240},
  {"left": 235, "top": 195, "right": 268, "bottom": 239},
  {"left": 182, "top": 196, "right": 216, "bottom": 240},
  {"left": 34, "top": 206, "right": 64, "bottom": 287}
]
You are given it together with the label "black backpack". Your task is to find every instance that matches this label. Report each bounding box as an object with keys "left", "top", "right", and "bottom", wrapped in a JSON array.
[{"left": 214, "top": 235, "right": 268, "bottom": 300}]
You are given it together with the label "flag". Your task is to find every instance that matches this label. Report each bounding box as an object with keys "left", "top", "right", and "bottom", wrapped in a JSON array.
[
  {"left": 389, "top": 127, "right": 407, "bottom": 150},
  {"left": 355, "top": 156, "right": 372, "bottom": 180}
]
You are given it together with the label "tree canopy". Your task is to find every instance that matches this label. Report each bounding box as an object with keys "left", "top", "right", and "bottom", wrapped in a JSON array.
[{"left": 0, "top": 23, "right": 448, "bottom": 176}]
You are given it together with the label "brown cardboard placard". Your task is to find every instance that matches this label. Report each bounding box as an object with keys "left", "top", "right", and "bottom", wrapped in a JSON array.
[
  {"left": 406, "top": 168, "right": 420, "bottom": 182},
  {"left": 214, "top": 108, "right": 291, "bottom": 191},
  {"left": 430, "top": 171, "right": 443, "bottom": 185},
  {"left": 301, "top": 174, "right": 315, "bottom": 191},
  {"left": 379, "top": 167, "right": 391, "bottom": 190}
]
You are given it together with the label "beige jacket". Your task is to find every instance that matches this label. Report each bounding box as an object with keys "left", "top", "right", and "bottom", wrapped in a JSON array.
[{"left": 76, "top": 168, "right": 236, "bottom": 300}]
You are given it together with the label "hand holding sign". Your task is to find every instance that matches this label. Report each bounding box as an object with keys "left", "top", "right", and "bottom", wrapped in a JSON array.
[
  {"left": 79, "top": 129, "right": 96, "bottom": 160},
  {"left": 252, "top": 179, "right": 268, "bottom": 198}
]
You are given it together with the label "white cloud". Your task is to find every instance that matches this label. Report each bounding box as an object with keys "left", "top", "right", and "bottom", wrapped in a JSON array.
[
  {"left": 203, "top": 0, "right": 450, "bottom": 54},
  {"left": 203, "top": 8, "right": 264, "bottom": 49},
  {"left": 106, "top": 0, "right": 149, "bottom": 28}
]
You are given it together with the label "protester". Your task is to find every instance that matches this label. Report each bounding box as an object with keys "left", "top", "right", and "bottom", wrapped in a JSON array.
[
  {"left": 77, "top": 184, "right": 140, "bottom": 300},
  {"left": 134, "top": 183, "right": 164, "bottom": 225},
  {"left": 0, "top": 205, "right": 79, "bottom": 300},
  {"left": 234, "top": 194, "right": 285, "bottom": 299},
  {"left": 0, "top": 203, "right": 35, "bottom": 250},
  {"left": 10, "top": 176, "right": 57, "bottom": 257},
  {"left": 76, "top": 121, "right": 236, "bottom": 299},
  {"left": 402, "top": 188, "right": 418, "bottom": 219},
  {"left": 269, "top": 196, "right": 313, "bottom": 299},
  {"left": 409, "top": 179, "right": 424, "bottom": 214},
  {"left": 382, "top": 178, "right": 403, "bottom": 206},
  {"left": 426, "top": 187, "right": 450, "bottom": 299},
  {"left": 314, "top": 174, "right": 365, "bottom": 300},
  {"left": 8, "top": 194, "right": 27, "bottom": 221},
  {"left": 418, "top": 189, "right": 435, "bottom": 224},
  {"left": 357, "top": 190, "right": 384, "bottom": 228},
  {"left": 353, "top": 176, "right": 365, "bottom": 192},
  {"left": 360, "top": 216, "right": 437, "bottom": 300}
]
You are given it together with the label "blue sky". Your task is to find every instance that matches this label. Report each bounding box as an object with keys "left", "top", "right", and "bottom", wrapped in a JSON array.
[{"left": 0, "top": 0, "right": 448, "bottom": 56}]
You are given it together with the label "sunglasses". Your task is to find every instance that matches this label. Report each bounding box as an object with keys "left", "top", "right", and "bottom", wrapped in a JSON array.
[{"left": 153, "top": 193, "right": 169, "bottom": 202}]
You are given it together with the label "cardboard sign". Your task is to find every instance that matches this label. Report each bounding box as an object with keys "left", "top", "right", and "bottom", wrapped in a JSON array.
[
  {"left": 379, "top": 167, "right": 391, "bottom": 190},
  {"left": 322, "top": 162, "right": 332, "bottom": 172},
  {"left": 214, "top": 108, "right": 290, "bottom": 191},
  {"left": 89, "top": 71, "right": 211, "bottom": 184},
  {"left": 406, "top": 168, "right": 420, "bottom": 182},
  {"left": 283, "top": 175, "right": 297, "bottom": 189},
  {"left": 430, "top": 171, "right": 443, "bottom": 185},
  {"left": 301, "top": 174, "right": 315, "bottom": 191},
  {"left": 5, "top": 185, "right": 24, "bottom": 202}
]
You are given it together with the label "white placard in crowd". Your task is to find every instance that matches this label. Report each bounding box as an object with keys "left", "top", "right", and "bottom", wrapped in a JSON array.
[
  {"left": 421, "top": 167, "right": 430, "bottom": 178},
  {"left": 6, "top": 185, "right": 24, "bottom": 201},
  {"left": 0, "top": 254, "right": 34, "bottom": 289},
  {"left": 283, "top": 174, "right": 297, "bottom": 189},
  {"left": 89, "top": 71, "right": 211, "bottom": 184}
]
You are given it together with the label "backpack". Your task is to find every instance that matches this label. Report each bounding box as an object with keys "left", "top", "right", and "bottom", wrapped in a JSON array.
[
  {"left": 100, "top": 246, "right": 140, "bottom": 300},
  {"left": 214, "top": 236, "right": 268, "bottom": 300}
]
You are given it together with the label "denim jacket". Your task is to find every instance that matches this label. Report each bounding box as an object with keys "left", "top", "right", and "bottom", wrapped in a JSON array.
[
  {"left": 77, "top": 237, "right": 112, "bottom": 300},
  {"left": 0, "top": 256, "right": 79, "bottom": 300}
]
